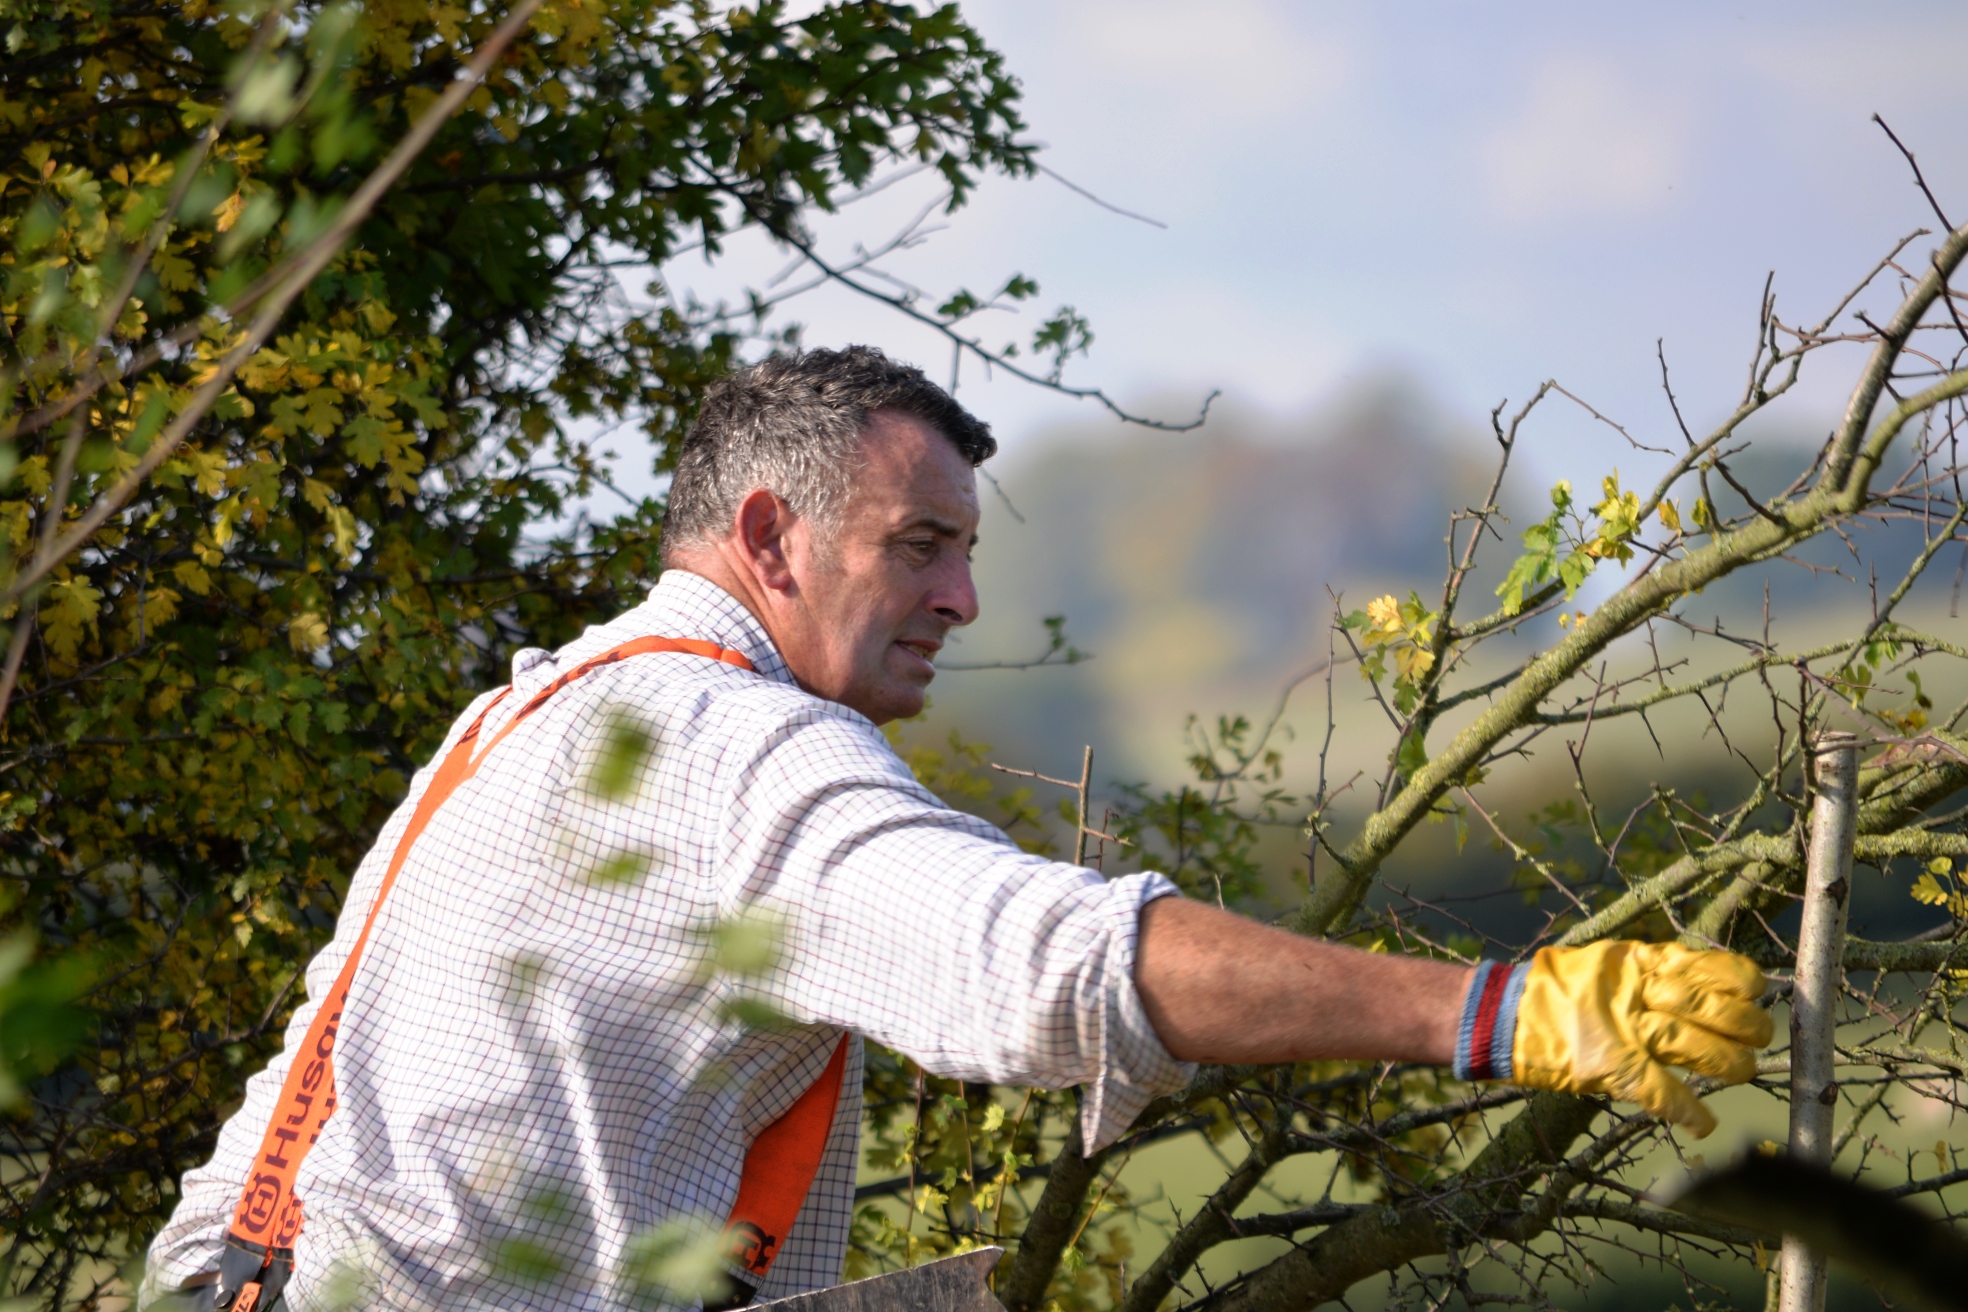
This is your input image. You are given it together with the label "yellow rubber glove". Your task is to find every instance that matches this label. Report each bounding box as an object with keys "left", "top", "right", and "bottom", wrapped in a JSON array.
[{"left": 1455, "top": 942, "right": 1773, "bottom": 1138}]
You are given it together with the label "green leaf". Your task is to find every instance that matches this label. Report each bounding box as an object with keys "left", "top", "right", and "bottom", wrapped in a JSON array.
[
  {"left": 230, "top": 54, "right": 302, "bottom": 126},
  {"left": 588, "top": 851, "right": 648, "bottom": 885},
  {"left": 587, "top": 712, "right": 654, "bottom": 801},
  {"left": 127, "top": 388, "right": 172, "bottom": 455},
  {"left": 1395, "top": 728, "right": 1428, "bottom": 779},
  {"left": 17, "top": 197, "right": 60, "bottom": 253},
  {"left": 492, "top": 1236, "right": 565, "bottom": 1282},
  {"left": 0, "top": 934, "right": 93, "bottom": 1105},
  {"left": 707, "top": 910, "right": 785, "bottom": 978},
  {"left": 1558, "top": 551, "right": 1593, "bottom": 596},
  {"left": 216, "top": 190, "right": 283, "bottom": 261}
]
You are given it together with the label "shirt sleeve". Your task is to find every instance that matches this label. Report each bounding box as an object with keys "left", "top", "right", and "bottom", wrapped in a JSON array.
[{"left": 715, "top": 709, "right": 1195, "bottom": 1150}]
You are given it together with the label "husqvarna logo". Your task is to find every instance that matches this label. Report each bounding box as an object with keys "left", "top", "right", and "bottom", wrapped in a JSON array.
[
  {"left": 240, "top": 1172, "right": 283, "bottom": 1236},
  {"left": 728, "top": 1221, "right": 778, "bottom": 1275}
]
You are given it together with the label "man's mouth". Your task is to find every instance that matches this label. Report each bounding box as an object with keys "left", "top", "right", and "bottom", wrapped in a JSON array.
[{"left": 894, "top": 639, "right": 940, "bottom": 673}]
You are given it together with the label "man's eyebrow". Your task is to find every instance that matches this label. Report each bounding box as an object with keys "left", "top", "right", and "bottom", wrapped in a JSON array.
[{"left": 892, "top": 513, "right": 968, "bottom": 538}]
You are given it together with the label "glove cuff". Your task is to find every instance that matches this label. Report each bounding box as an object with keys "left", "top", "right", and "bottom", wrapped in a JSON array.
[{"left": 1453, "top": 960, "right": 1531, "bottom": 1081}]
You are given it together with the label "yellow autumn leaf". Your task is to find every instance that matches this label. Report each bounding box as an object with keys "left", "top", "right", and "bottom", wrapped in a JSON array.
[
  {"left": 171, "top": 559, "right": 212, "bottom": 596},
  {"left": 213, "top": 190, "right": 246, "bottom": 233},
  {"left": 150, "top": 245, "right": 197, "bottom": 291},
  {"left": 326, "top": 504, "right": 359, "bottom": 566},
  {"left": 288, "top": 612, "right": 330, "bottom": 654},
  {"left": 357, "top": 299, "right": 396, "bottom": 334},
  {"left": 301, "top": 387, "right": 345, "bottom": 435},
  {"left": 427, "top": 1, "right": 467, "bottom": 43},
  {"left": 39, "top": 575, "right": 104, "bottom": 662},
  {"left": 16, "top": 456, "right": 51, "bottom": 497},
  {"left": 115, "top": 299, "right": 148, "bottom": 339},
  {"left": 302, "top": 478, "right": 336, "bottom": 513},
  {"left": 176, "top": 448, "right": 227, "bottom": 497},
  {"left": 211, "top": 497, "right": 242, "bottom": 547},
  {"left": 132, "top": 585, "right": 181, "bottom": 633},
  {"left": 0, "top": 502, "right": 31, "bottom": 549},
  {"left": 1658, "top": 499, "right": 1682, "bottom": 533},
  {"left": 129, "top": 153, "right": 173, "bottom": 188},
  {"left": 239, "top": 348, "right": 291, "bottom": 392},
  {"left": 1396, "top": 645, "right": 1435, "bottom": 681}
]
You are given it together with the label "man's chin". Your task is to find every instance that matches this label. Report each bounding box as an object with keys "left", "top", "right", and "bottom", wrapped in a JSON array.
[{"left": 857, "top": 672, "right": 931, "bottom": 725}]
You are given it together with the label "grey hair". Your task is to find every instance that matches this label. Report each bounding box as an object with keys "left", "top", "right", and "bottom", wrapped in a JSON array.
[{"left": 660, "top": 346, "right": 996, "bottom": 561}]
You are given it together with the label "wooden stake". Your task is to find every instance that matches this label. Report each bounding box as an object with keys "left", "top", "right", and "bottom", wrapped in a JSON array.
[
  {"left": 1778, "top": 731, "right": 1857, "bottom": 1312},
  {"left": 1072, "top": 745, "right": 1093, "bottom": 867}
]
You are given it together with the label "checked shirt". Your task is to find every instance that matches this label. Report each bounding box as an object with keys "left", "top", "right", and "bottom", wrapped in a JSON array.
[{"left": 143, "top": 570, "right": 1191, "bottom": 1312}]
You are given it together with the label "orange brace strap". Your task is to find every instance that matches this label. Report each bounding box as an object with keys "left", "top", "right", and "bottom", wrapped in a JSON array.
[{"left": 215, "top": 636, "right": 843, "bottom": 1308}]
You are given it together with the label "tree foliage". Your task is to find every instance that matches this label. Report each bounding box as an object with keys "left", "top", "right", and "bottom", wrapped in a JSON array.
[{"left": 0, "top": 0, "right": 1049, "bottom": 1297}]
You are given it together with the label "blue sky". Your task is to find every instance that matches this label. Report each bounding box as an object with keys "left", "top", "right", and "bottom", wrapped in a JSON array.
[{"left": 654, "top": 0, "right": 1968, "bottom": 485}]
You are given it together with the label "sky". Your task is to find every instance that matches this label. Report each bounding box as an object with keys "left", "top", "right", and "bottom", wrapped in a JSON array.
[{"left": 647, "top": 0, "right": 1968, "bottom": 488}]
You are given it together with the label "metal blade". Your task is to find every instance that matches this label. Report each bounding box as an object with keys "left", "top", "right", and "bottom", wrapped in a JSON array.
[{"left": 754, "top": 1248, "right": 1006, "bottom": 1312}]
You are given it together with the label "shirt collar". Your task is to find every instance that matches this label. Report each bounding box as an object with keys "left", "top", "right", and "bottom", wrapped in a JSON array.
[{"left": 631, "top": 569, "right": 796, "bottom": 687}]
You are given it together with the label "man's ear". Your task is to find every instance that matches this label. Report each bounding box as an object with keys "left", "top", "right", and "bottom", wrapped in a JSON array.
[{"left": 733, "top": 487, "right": 798, "bottom": 595}]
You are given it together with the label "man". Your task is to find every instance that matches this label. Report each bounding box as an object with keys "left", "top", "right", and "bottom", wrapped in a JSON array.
[{"left": 145, "top": 348, "right": 1771, "bottom": 1312}]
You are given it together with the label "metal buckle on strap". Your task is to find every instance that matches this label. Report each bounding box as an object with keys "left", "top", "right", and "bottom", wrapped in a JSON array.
[
  {"left": 214, "top": 1235, "right": 294, "bottom": 1312},
  {"left": 701, "top": 1270, "right": 761, "bottom": 1312}
]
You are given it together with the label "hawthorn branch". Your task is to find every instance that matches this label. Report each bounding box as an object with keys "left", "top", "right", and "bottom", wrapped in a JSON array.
[
  {"left": 1207, "top": 1094, "right": 1601, "bottom": 1312},
  {"left": 995, "top": 1117, "right": 1109, "bottom": 1312},
  {"left": 1117, "top": 1116, "right": 1289, "bottom": 1312},
  {"left": 1289, "top": 219, "right": 1968, "bottom": 939},
  {"left": 725, "top": 194, "right": 1220, "bottom": 433}
]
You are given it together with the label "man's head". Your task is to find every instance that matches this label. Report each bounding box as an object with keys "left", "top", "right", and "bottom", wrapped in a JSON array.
[{"left": 661, "top": 347, "right": 996, "bottom": 724}]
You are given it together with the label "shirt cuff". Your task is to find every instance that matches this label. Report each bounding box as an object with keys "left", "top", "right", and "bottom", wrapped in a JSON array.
[{"left": 1079, "top": 874, "right": 1196, "bottom": 1151}]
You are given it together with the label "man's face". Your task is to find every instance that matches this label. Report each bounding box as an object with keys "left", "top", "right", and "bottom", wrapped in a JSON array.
[{"left": 778, "top": 409, "right": 982, "bottom": 723}]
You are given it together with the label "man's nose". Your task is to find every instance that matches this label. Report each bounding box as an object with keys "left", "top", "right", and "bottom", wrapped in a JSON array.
[{"left": 930, "top": 554, "right": 980, "bottom": 628}]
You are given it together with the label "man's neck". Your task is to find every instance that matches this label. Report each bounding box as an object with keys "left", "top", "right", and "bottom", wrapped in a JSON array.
[
  {"left": 661, "top": 550, "right": 799, "bottom": 684},
  {"left": 664, "top": 550, "right": 783, "bottom": 659}
]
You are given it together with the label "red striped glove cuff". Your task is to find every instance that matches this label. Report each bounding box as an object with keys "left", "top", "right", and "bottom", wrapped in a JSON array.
[{"left": 1453, "top": 961, "right": 1530, "bottom": 1082}]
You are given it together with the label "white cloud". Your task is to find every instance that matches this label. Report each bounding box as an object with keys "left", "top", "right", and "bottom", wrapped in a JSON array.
[
  {"left": 1066, "top": 0, "right": 1354, "bottom": 123},
  {"left": 1744, "top": 23, "right": 1968, "bottom": 116},
  {"left": 1479, "top": 56, "right": 1688, "bottom": 222}
]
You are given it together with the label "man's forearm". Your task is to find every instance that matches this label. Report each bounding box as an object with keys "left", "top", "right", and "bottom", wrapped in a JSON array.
[{"left": 1134, "top": 896, "right": 1472, "bottom": 1066}]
